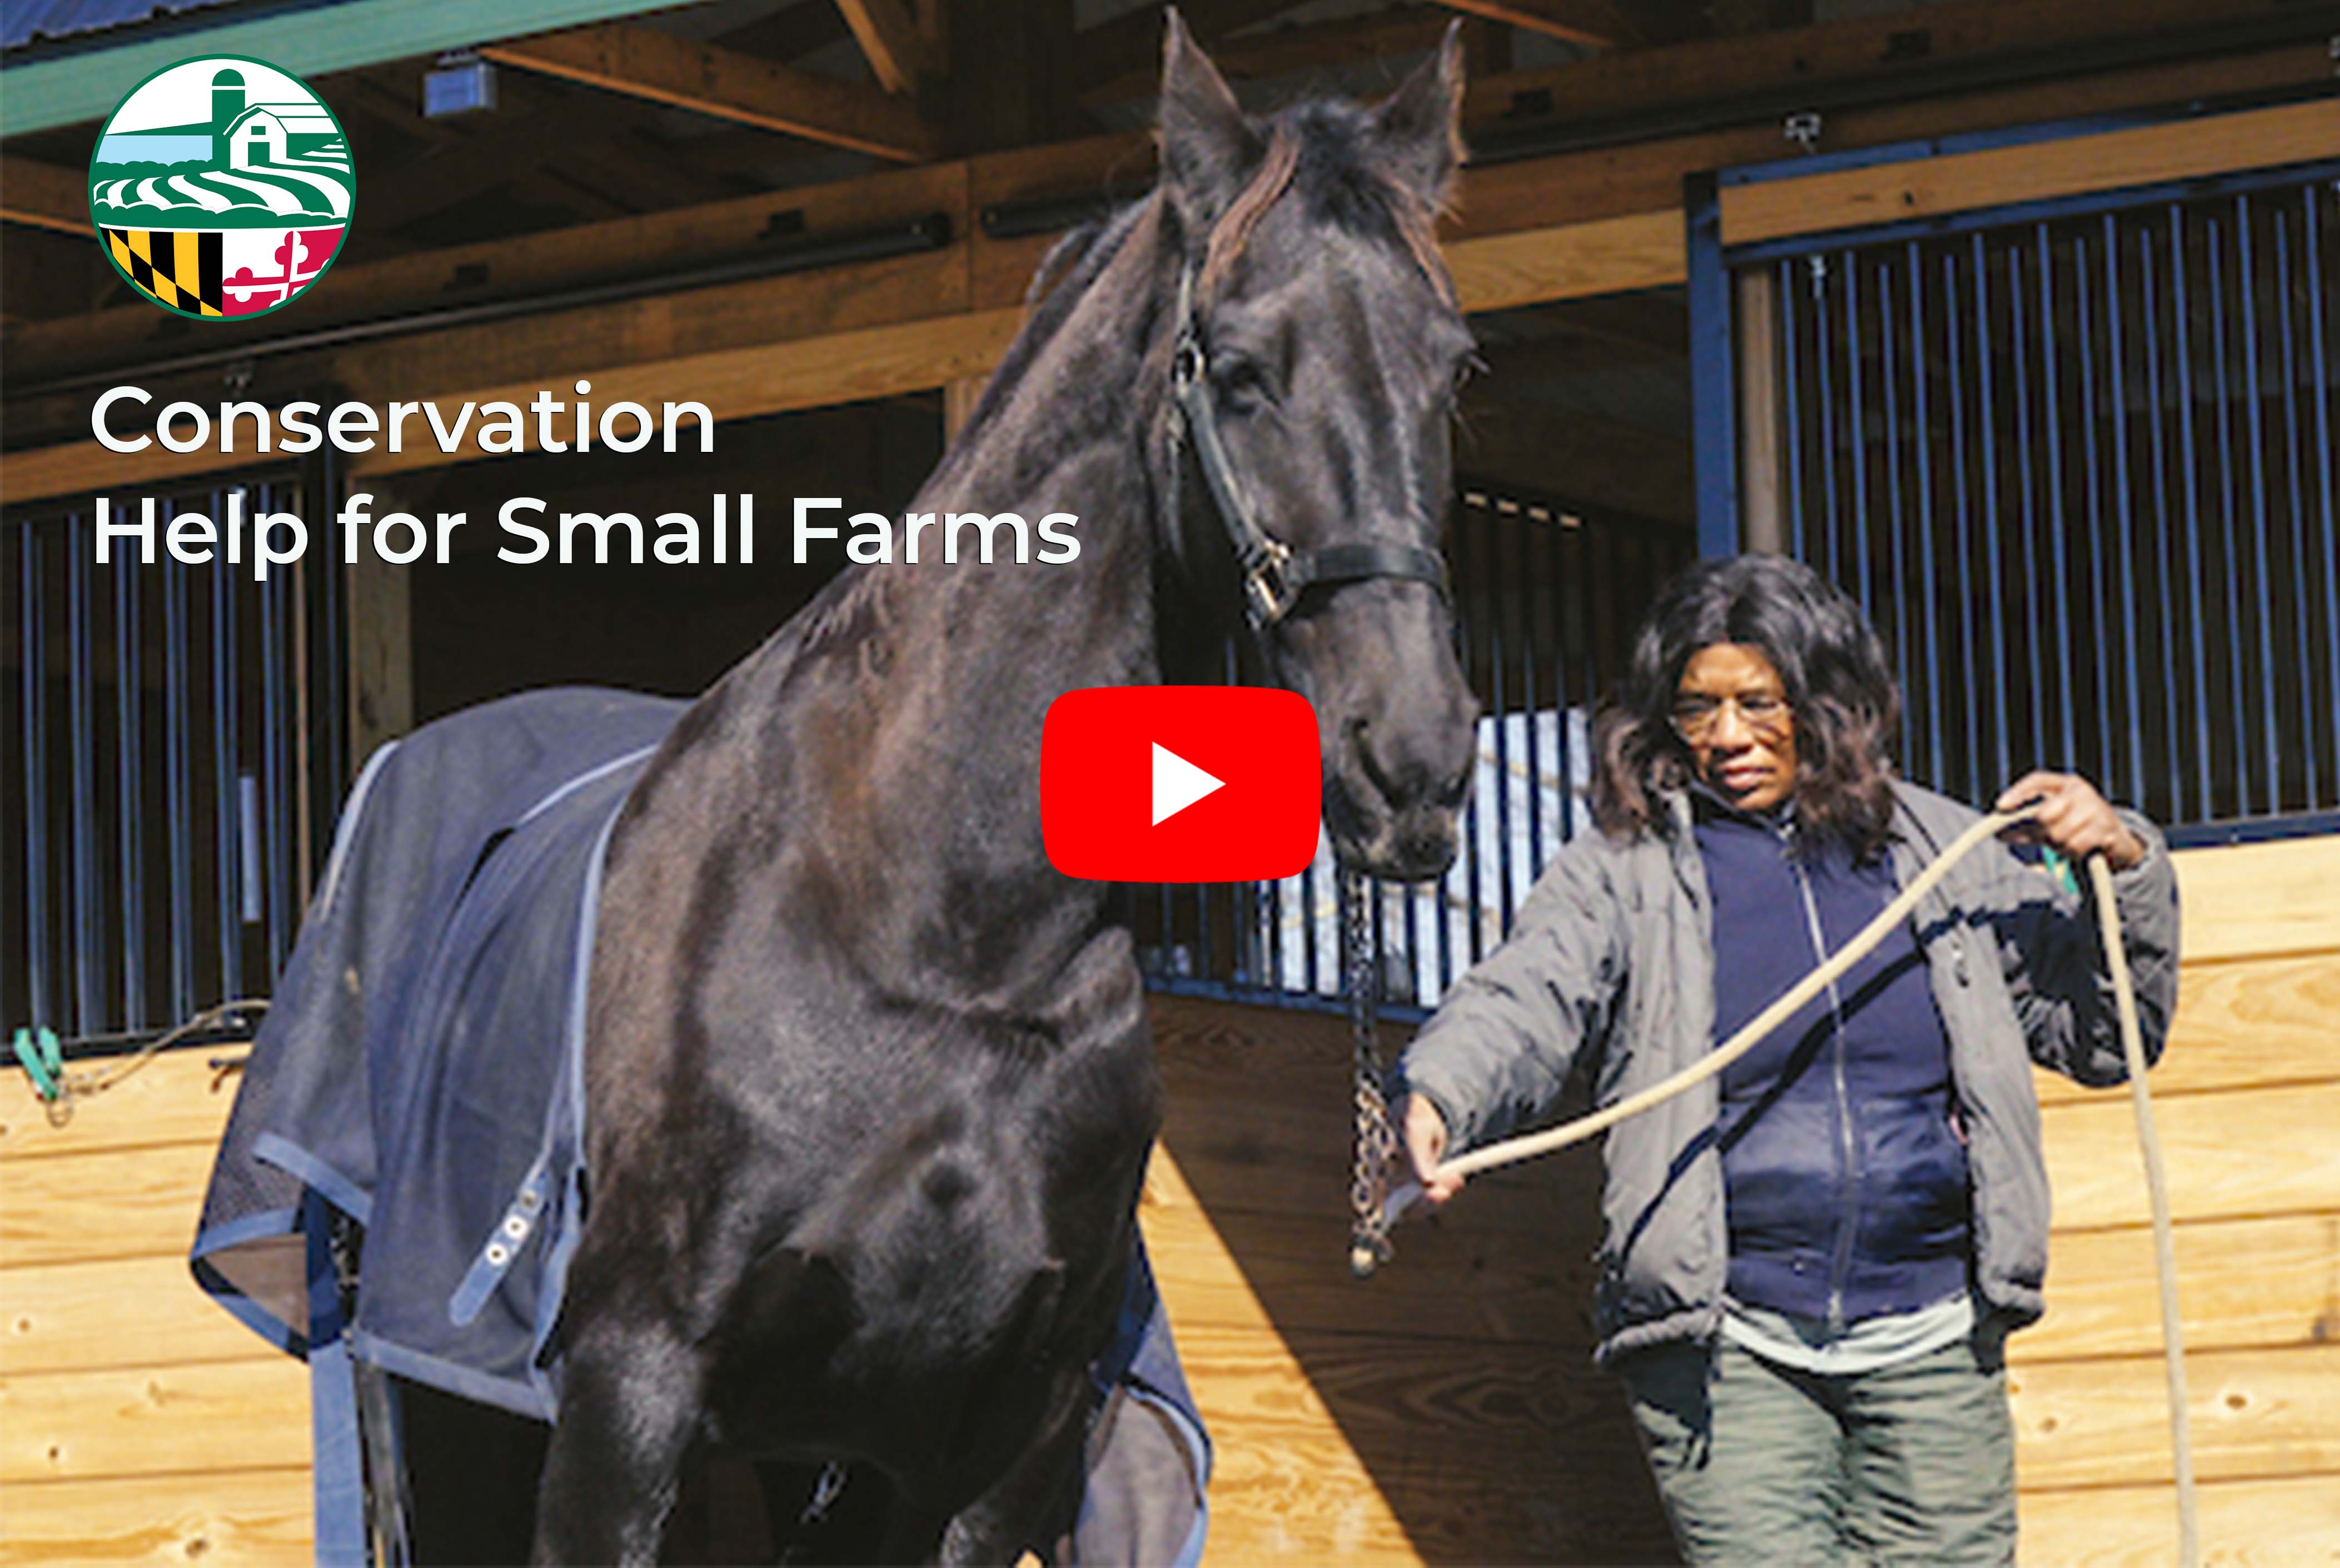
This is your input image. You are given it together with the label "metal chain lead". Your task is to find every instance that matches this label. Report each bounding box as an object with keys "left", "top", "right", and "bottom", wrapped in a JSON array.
[{"left": 1342, "top": 867, "right": 1397, "bottom": 1276}]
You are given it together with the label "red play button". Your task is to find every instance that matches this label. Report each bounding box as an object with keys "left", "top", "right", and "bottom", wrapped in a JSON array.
[{"left": 1041, "top": 686, "right": 1321, "bottom": 882}]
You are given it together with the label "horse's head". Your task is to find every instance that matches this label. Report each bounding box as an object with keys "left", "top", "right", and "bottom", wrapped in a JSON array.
[{"left": 1153, "top": 17, "right": 1477, "bottom": 883}]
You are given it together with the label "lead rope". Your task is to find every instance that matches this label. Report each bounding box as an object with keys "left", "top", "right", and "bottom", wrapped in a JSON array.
[
  {"left": 1350, "top": 804, "right": 2197, "bottom": 1566},
  {"left": 2090, "top": 853, "right": 2198, "bottom": 1567},
  {"left": 1342, "top": 867, "right": 1400, "bottom": 1278}
]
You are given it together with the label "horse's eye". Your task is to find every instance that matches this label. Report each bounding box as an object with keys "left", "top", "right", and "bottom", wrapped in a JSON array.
[{"left": 1214, "top": 358, "right": 1274, "bottom": 412}]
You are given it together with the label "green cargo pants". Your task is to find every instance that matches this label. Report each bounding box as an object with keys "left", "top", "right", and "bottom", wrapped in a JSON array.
[{"left": 1619, "top": 1335, "right": 2017, "bottom": 1566}]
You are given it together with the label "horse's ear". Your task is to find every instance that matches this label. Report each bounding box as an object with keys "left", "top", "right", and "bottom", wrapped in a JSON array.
[
  {"left": 1371, "top": 22, "right": 1467, "bottom": 210},
  {"left": 1158, "top": 8, "right": 1261, "bottom": 232}
]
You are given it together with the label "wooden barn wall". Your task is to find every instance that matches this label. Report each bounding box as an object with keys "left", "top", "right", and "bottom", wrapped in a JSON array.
[{"left": 3, "top": 834, "right": 2333, "bottom": 1564}]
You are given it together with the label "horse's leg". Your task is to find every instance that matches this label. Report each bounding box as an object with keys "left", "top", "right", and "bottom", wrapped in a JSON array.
[
  {"left": 531, "top": 1311, "right": 703, "bottom": 1566},
  {"left": 934, "top": 1362, "right": 1094, "bottom": 1567}
]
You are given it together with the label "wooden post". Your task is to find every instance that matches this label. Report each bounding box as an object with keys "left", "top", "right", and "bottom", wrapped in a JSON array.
[
  {"left": 346, "top": 552, "right": 411, "bottom": 773},
  {"left": 1735, "top": 267, "right": 1785, "bottom": 555},
  {"left": 943, "top": 375, "right": 988, "bottom": 440}
]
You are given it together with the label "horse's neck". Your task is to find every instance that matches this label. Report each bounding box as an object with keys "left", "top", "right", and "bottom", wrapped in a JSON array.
[{"left": 754, "top": 228, "right": 1177, "bottom": 1007}]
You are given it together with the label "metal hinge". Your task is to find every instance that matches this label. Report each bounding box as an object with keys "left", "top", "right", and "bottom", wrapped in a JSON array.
[{"left": 1784, "top": 111, "right": 1824, "bottom": 153}]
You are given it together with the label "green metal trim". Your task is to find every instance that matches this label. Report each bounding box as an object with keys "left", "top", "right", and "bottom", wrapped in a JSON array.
[{"left": 3, "top": 0, "right": 674, "bottom": 137}]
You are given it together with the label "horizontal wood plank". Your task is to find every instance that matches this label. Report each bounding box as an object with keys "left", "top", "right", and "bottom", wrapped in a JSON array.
[
  {"left": 1145, "top": 1188, "right": 1597, "bottom": 1348},
  {"left": 481, "top": 21, "right": 941, "bottom": 162},
  {"left": 1721, "top": 97, "right": 2340, "bottom": 246},
  {"left": 2, "top": 1254, "right": 276, "bottom": 1376},
  {"left": 2009, "top": 1344, "right": 2340, "bottom": 1491},
  {"left": 1, "top": 1143, "right": 219, "bottom": 1267},
  {"left": 0, "top": 1358, "right": 310, "bottom": 1484},
  {"left": 2035, "top": 952, "right": 2340, "bottom": 1108},
  {"left": 2017, "top": 1471, "right": 2340, "bottom": 1567},
  {"left": 2042, "top": 1082, "right": 2340, "bottom": 1233},
  {"left": 2018, "top": 1214, "right": 2340, "bottom": 1363},
  {"left": 0, "top": 1465, "right": 311, "bottom": 1566},
  {"left": 1, "top": 1049, "right": 246, "bottom": 1162},
  {"left": 2172, "top": 838, "right": 2340, "bottom": 965}
]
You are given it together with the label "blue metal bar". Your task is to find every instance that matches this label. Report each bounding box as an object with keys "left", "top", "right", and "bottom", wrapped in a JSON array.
[
  {"left": 2073, "top": 227, "right": 2112, "bottom": 792},
  {"left": 1490, "top": 516, "right": 1514, "bottom": 939},
  {"left": 213, "top": 494, "right": 241, "bottom": 1000},
  {"left": 2007, "top": 243, "right": 2049, "bottom": 765},
  {"left": 165, "top": 542, "right": 192, "bottom": 1020},
  {"left": 1970, "top": 232, "right": 2010, "bottom": 785},
  {"left": 1780, "top": 258, "right": 1806, "bottom": 558},
  {"left": 1943, "top": 253, "right": 1980, "bottom": 793},
  {"left": 1554, "top": 519, "right": 1572, "bottom": 852},
  {"left": 115, "top": 535, "right": 145, "bottom": 1029},
  {"left": 1302, "top": 843, "right": 1323, "bottom": 995},
  {"left": 68, "top": 516, "right": 101, "bottom": 1038},
  {"left": 2037, "top": 224, "right": 2079, "bottom": 771},
  {"left": 2305, "top": 184, "right": 2340, "bottom": 805},
  {"left": 1845, "top": 248, "right": 1871, "bottom": 612},
  {"left": 2169, "top": 204, "right": 2215, "bottom": 814},
  {"left": 1461, "top": 508, "right": 1486, "bottom": 965},
  {"left": 1876, "top": 261, "right": 1911, "bottom": 724},
  {"left": 2135, "top": 229, "right": 2184, "bottom": 822},
  {"left": 1687, "top": 173, "right": 1740, "bottom": 558},
  {"left": 1814, "top": 257, "right": 1843, "bottom": 585},
  {"left": 2204, "top": 211, "right": 2251, "bottom": 814},
  {"left": 2233, "top": 195, "right": 2281, "bottom": 812},
  {"left": 2101, "top": 214, "right": 2148, "bottom": 808},
  {"left": 261, "top": 487, "right": 292, "bottom": 974},
  {"left": 2271, "top": 204, "right": 2318, "bottom": 809},
  {"left": 1520, "top": 520, "right": 1543, "bottom": 887},
  {"left": 1908, "top": 241, "right": 1946, "bottom": 789},
  {"left": 20, "top": 523, "right": 50, "bottom": 1029}
]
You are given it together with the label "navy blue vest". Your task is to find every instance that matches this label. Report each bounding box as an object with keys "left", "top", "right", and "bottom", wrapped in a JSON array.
[{"left": 1694, "top": 792, "right": 1971, "bottom": 1326}]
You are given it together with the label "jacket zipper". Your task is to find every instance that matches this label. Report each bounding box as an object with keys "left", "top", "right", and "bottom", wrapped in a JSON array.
[{"left": 1785, "top": 834, "right": 1860, "bottom": 1336}]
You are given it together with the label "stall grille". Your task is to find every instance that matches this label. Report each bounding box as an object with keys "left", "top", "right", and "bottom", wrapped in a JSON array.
[
  {"left": 1730, "top": 161, "right": 2340, "bottom": 845},
  {"left": 3, "top": 464, "right": 347, "bottom": 1052}
]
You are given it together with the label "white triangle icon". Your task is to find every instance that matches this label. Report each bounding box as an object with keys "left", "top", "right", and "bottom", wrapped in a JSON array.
[{"left": 1151, "top": 742, "right": 1225, "bottom": 826}]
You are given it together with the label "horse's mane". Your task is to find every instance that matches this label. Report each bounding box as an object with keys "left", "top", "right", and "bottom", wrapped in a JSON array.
[{"left": 956, "top": 94, "right": 1458, "bottom": 453}]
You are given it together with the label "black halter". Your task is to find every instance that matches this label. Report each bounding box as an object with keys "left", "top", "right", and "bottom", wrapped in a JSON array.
[{"left": 1166, "top": 270, "right": 1452, "bottom": 635}]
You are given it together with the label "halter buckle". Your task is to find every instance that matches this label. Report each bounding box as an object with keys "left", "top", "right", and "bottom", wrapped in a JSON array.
[{"left": 1243, "top": 537, "right": 1297, "bottom": 627}]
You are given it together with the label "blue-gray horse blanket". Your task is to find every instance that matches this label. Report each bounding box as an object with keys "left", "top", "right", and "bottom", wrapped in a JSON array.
[{"left": 192, "top": 687, "right": 1207, "bottom": 1564}]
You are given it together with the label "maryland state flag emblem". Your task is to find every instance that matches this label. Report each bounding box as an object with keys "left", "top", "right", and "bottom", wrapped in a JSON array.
[
  {"left": 88, "top": 56, "right": 353, "bottom": 321},
  {"left": 103, "top": 228, "right": 226, "bottom": 316}
]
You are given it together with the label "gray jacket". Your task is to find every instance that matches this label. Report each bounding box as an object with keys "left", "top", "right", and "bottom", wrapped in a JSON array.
[{"left": 1397, "top": 780, "right": 2180, "bottom": 1366}]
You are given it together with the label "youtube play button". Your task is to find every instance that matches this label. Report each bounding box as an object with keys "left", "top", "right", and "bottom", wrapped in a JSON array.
[{"left": 1042, "top": 686, "right": 1321, "bottom": 882}]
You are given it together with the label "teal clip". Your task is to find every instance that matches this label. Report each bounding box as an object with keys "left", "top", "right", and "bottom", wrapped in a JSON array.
[
  {"left": 2039, "top": 847, "right": 2081, "bottom": 897},
  {"left": 12, "top": 1026, "right": 63, "bottom": 1102}
]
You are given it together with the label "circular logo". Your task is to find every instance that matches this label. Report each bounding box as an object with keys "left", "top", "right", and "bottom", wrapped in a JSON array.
[{"left": 87, "top": 55, "right": 354, "bottom": 321}]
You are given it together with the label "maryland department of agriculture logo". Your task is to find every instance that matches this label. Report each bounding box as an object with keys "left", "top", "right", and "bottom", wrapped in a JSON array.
[{"left": 88, "top": 56, "right": 352, "bottom": 320}]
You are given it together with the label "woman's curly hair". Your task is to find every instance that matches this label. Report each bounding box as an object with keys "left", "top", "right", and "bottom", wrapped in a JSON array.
[{"left": 1591, "top": 554, "right": 1901, "bottom": 859}]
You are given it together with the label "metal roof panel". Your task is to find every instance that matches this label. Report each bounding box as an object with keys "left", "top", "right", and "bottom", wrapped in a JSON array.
[{"left": 3, "top": 0, "right": 254, "bottom": 52}]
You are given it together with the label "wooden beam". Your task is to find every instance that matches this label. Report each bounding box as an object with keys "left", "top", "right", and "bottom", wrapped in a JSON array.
[
  {"left": 1070, "top": 0, "right": 1305, "bottom": 91},
  {"left": 1432, "top": 0, "right": 1634, "bottom": 49},
  {"left": 833, "top": 0, "right": 942, "bottom": 96},
  {"left": 1081, "top": 9, "right": 1457, "bottom": 108},
  {"left": 1, "top": 157, "right": 88, "bottom": 236},
  {"left": 480, "top": 21, "right": 942, "bottom": 163},
  {"left": 1721, "top": 94, "right": 2340, "bottom": 246},
  {"left": 1461, "top": 0, "right": 2324, "bottom": 140}
]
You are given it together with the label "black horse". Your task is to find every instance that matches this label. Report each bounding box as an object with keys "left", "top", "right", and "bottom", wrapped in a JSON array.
[{"left": 535, "top": 19, "right": 1478, "bottom": 1562}]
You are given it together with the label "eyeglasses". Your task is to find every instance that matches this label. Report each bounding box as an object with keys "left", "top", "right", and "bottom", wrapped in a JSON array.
[{"left": 1671, "top": 691, "right": 1791, "bottom": 741}]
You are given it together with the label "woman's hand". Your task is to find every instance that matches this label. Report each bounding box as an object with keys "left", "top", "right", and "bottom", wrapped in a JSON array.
[
  {"left": 1401, "top": 1093, "right": 1467, "bottom": 1206},
  {"left": 1996, "top": 771, "right": 2145, "bottom": 871}
]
